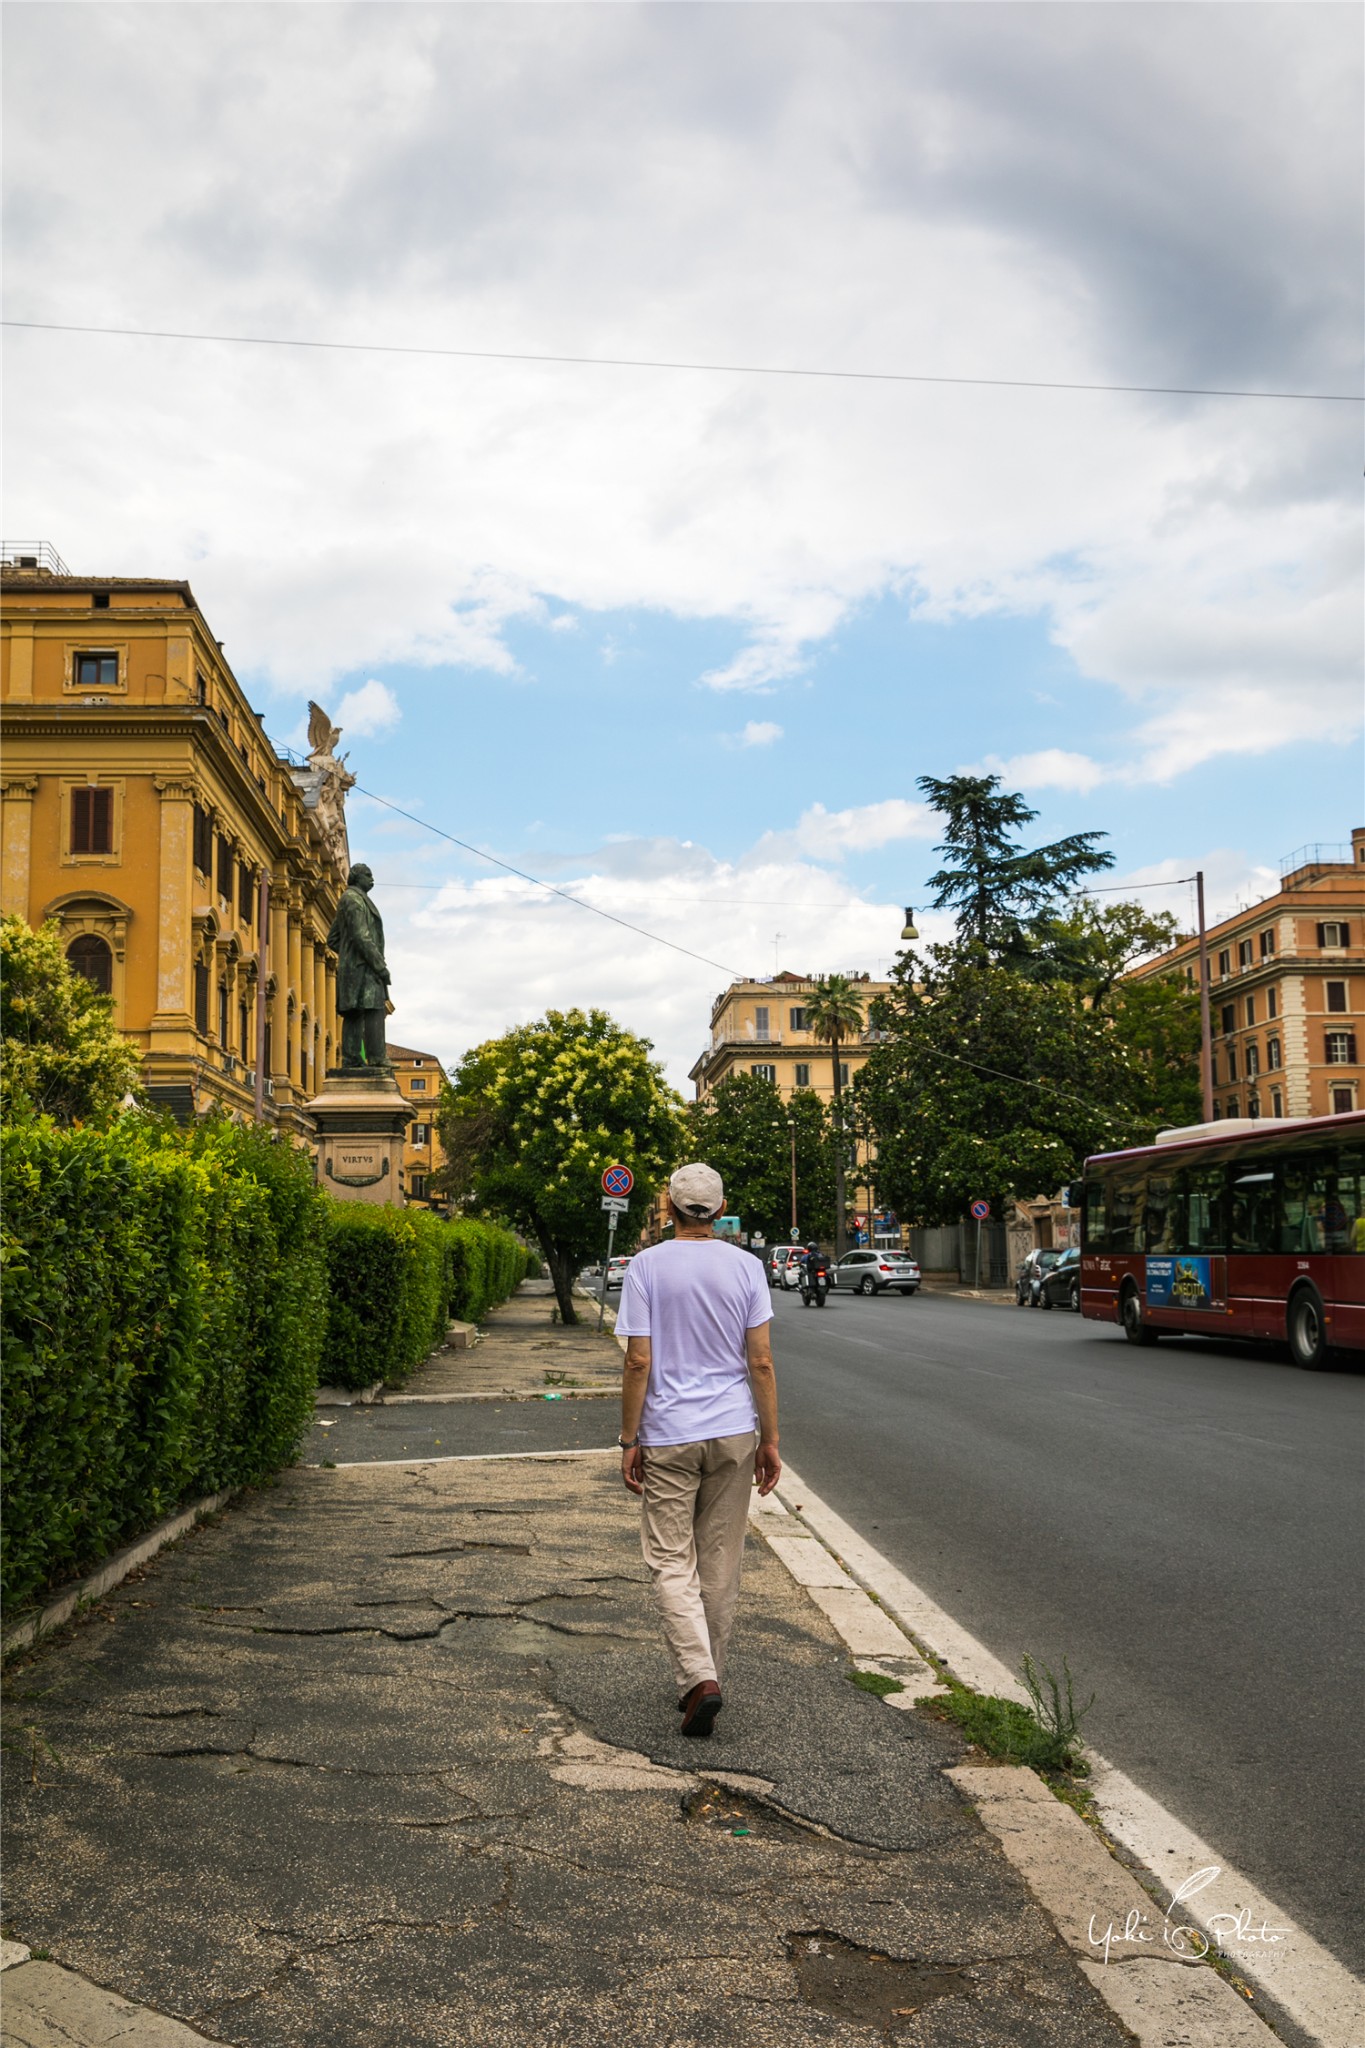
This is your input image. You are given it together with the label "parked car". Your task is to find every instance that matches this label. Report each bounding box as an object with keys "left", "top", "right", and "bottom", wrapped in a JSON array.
[
  {"left": 767, "top": 1245, "right": 805, "bottom": 1289},
  {"left": 834, "top": 1249, "right": 921, "bottom": 1296},
  {"left": 605, "top": 1255, "right": 633, "bottom": 1289},
  {"left": 1038, "top": 1245, "right": 1081, "bottom": 1312},
  {"left": 1015, "top": 1247, "right": 1062, "bottom": 1306}
]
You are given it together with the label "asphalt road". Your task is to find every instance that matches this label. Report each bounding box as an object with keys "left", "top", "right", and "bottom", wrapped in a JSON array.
[{"left": 768, "top": 1282, "right": 1365, "bottom": 1975}]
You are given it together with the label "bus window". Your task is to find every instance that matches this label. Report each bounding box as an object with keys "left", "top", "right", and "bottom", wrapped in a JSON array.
[
  {"left": 1279, "top": 1156, "right": 1325, "bottom": 1253},
  {"left": 1230, "top": 1171, "right": 1276, "bottom": 1254},
  {"left": 1177, "top": 1162, "right": 1228, "bottom": 1253},
  {"left": 1144, "top": 1175, "right": 1177, "bottom": 1252},
  {"left": 1340, "top": 1146, "right": 1365, "bottom": 1254},
  {"left": 1108, "top": 1174, "right": 1144, "bottom": 1254},
  {"left": 1083, "top": 1179, "right": 1108, "bottom": 1251}
]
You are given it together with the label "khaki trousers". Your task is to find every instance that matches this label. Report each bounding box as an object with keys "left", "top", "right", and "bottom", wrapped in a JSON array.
[{"left": 639, "top": 1432, "right": 757, "bottom": 1695}]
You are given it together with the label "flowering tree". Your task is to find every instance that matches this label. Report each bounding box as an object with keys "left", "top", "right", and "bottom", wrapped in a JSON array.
[
  {"left": 1, "top": 916, "right": 142, "bottom": 1127},
  {"left": 436, "top": 1007, "right": 685, "bottom": 1324}
]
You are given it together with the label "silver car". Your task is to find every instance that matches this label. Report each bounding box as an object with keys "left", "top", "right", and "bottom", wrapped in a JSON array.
[
  {"left": 835, "top": 1249, "right": 921, "bottom": 1296},
  {"left": 768, "top": 1245, "right": 806, "bottom": 1289}
]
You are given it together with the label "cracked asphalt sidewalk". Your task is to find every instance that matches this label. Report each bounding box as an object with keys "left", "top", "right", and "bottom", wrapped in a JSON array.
[{"left": 2, "top": 1406, "right": 1140, "bottom": 2045}]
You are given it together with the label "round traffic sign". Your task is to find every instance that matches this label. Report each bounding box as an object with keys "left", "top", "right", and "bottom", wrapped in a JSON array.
[
  {"left": 970, "top": 1199, "right": 990, "bottom": 1221},
  {"left": 602, "top": 1164, "right": 634, "bottom": 1197}
]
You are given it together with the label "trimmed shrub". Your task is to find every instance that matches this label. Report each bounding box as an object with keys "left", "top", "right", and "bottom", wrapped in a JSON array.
[
  {"left": 1, "top": 1117, "right": 327, "bottom": 1608},
  {"left": 444, "top": 1217, "right": 524, "bottom": 1323},
  {"left": 320, "top": 1205, "right": 450, "bottom": 1390}
]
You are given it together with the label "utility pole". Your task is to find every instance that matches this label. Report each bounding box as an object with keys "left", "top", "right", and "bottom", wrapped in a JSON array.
[
  {"left": 1196, "top": 870, "right": 1213, "bottom": 1122},
  {"left": 787, "top": 1115, "right": 798, "bottom": 1233}
]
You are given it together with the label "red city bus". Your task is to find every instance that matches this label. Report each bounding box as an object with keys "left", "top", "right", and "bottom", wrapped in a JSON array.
[{"left": 1080, "top": 1111, "right": 1365, "bottom": 1368}]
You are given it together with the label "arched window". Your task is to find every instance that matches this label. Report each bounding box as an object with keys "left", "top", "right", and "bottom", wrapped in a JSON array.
[{"left": 67, "top": 932, "right": 113, "bottom": 995}]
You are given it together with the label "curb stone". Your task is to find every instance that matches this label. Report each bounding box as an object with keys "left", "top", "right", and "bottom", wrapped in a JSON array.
[
  {"left": 0, "top": 1493, "right": 234, "bottom": 1662},
  {"left": 0, "top": 1957, "right": 224, "bottom": 2046},
  {"left": 746, "top": 1489, "right": 1283, "bottom": 2048}
]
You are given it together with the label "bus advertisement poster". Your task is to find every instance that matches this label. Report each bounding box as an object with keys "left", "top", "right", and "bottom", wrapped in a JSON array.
[{"left": 1146, "top": 1255, "right": 1214, "bottom": 1312}]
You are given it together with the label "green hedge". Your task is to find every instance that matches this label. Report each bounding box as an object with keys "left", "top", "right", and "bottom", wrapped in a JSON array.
[
  {"left": 1, "top": 1117, "right": 327, "bottom": 1608},
  {"left": 320, "top": 1209, "right": 526, "bottom": 1389},
  {"left": 1, "top": 1113, "right": 531, "bottom": 1601}
]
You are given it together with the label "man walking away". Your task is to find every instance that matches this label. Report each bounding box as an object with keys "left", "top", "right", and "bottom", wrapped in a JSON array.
[{"left": 615, "top": 1164, "right": 781, "bottom": 1739}]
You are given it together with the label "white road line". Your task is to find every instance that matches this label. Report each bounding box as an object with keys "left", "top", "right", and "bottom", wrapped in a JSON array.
[
  {"left": 774, "top": 1460, "right": 1365, "bottom": 2048},
  {"left": 328, "top": 1448, "right": 618, "bottom": 1468}
]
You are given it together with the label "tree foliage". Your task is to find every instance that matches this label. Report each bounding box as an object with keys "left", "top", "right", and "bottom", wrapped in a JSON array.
[
  {"left": 806, "top": 974, "right": 866, "bottom": 1252},
  {"left": 858, "top": 943, "right": 1198, "bottom": 1225},
  {"left": 436, "top": 1006, "right": 685, "bottom": 1323},
  {"left": 917, "top": 774, "right": 1114, "bottom": 956},
  {"left": 685, "top": 1073, "right": 834, "bottom": 1244},
  {"left": 1, "top": 915, "right": 143, "bottom": 1126},
  {"left": 1008, "top": 898, "right": 1185, "bottom": 1009}
]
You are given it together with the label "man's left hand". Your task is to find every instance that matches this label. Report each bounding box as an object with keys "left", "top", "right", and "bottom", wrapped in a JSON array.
[{"left": 754, "top": 1441, "right": 782, "bottom": 1496}]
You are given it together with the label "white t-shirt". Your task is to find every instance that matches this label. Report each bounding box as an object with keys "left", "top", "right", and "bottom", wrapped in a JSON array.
[{"left": 615, "top": 1240, "right": 773, "bottom": 1447}]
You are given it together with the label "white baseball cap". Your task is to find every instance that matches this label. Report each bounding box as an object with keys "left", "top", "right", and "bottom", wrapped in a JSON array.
[{"left": 669, "top": 1162, "right": 725, "bottom": 1220}]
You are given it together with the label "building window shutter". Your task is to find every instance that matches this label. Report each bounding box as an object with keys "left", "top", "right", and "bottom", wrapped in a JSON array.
[
  {"left": 71, "top": 786, "right": 112, "bottom": 854},
  {"left": 67, "top": 933, "right": 113, "bottom": 994},
  {"left": 193, "top": 805, "right": 213, "bottom": 874},
  {"left": 194, "top": 964, "right": 210, "bottom": 1037}
]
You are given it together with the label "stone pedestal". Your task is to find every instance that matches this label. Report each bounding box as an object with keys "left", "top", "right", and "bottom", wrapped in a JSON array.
[{"left": 305, "top": 1068, "right": 414, "bottom": 1205}]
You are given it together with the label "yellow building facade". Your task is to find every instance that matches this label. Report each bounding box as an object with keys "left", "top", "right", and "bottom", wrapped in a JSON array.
[
  {"left": 0, "top": 556, "right": 348, "bottom": 1132},
  {"left": 688, "top": 971, "right": 892, "bottom": 1103},
  {"left": 387, "top": 1043, "right": 449, "bottom": 1207}
]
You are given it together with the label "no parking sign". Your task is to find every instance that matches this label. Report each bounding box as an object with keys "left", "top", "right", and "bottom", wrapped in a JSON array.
[{"left": 970, "top": 1199, "right": 990, "bottom": 1221}]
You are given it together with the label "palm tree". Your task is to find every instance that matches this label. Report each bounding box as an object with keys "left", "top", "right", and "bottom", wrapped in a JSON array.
[{"left": 806, "top": 973, "right": 865, "bottom": 1257}]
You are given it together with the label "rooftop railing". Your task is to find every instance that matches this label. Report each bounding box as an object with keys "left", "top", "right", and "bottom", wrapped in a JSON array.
[
  {"left": 1280, "top": 843, "right": 1353, "bottom": 876},
  {"left": 1, "top": 540, "right": 73, "bottom": 576}
]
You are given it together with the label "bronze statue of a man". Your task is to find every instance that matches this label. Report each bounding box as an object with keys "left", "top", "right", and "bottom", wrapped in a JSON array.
[{"left": 326, "top": 863, "right": 390, "bottom": 1069}]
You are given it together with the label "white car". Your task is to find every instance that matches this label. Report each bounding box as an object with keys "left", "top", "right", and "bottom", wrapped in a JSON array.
[
  {"left": 767, "top": 1245, "right": 807, "bottom": 1289},
  {"left": 835, "top": 1249, "right": 921, "bottom": 1296},
  {"left": 605, "top": 1255, "right": 633, "bottom": 1289}
]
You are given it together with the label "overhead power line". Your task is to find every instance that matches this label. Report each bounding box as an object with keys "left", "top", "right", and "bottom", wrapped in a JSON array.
[
  {"left": 355, "top": 784, "right": 747, "bottom": 979},
  {"left": 4, "top": 317, "right": 1360, "bottom": 404}
]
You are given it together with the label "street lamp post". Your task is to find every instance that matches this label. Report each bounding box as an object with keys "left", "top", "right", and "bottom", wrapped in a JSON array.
[{"left": 787, "top": 1115, "right": 798, "bottom": 1234}]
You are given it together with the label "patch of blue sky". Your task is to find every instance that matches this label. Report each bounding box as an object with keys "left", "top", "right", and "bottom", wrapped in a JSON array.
[{"left": 280, "top": 591, "right": 1361, "bottom": 908}]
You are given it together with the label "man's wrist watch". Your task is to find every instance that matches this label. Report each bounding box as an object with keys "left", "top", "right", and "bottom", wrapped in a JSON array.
[{"left": 617, "top": 1433, "right": 640, "bottom": 1449}]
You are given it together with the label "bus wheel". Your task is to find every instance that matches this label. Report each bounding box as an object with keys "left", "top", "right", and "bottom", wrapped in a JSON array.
[
  {"left": 1287, "top": 1286, "right": 1332, "bottom": 1371},
  {"left": 1121, "top": 1284, "right": 1158, "bottom": 1347}
]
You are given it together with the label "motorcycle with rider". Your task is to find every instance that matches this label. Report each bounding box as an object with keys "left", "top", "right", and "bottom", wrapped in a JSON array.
[{"left": 799, "top": 1239, "right": 830, "bottom": 1308}]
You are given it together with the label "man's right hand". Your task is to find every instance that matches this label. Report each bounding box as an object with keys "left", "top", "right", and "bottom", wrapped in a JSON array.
[{"left": 754, "top": 1441, "right": 782, "bottom": 1496}]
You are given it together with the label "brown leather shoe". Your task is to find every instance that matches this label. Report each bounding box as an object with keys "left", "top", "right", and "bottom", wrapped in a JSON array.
[{"left": 679, "top": 1680, "right": 722, "bottom": 1738}]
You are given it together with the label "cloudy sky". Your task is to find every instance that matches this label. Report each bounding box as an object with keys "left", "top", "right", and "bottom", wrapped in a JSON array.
[{"left": 5, "top": 2, "right": 1361, "bottom": 1088}]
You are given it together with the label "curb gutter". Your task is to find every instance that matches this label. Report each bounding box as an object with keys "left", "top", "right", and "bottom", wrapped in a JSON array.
[
  {"left": 0, "top": 1944, "right": 225, "bottom": 2045},
  {"left": 1, "top": 1491, "right": 234, "bottom": 1662},
  {"left": 755, "top": 1462, "right": 1365, "bottom": 2048}
]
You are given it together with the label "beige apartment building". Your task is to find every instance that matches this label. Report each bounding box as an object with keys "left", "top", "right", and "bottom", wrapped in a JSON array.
[
  {"left": 688, "top": 970, "right": 892, "bottom": 1103},
  {"left": 1125, "top": 831, "right": 1365, "bottom": 1122}
]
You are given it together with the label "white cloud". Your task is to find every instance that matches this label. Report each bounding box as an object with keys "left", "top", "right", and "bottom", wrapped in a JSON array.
[
  {"left": 377, "top": 824, "right": 930, "bottom": 1091},
  {"left": 731, "top": 720, "right": 783, "bottom": 748},
  {"left": 3, "top": 4, "right": 1358, "bottom": 772},
  {"left": 334, "top": 678, "right": 402, "bottom": 738},
  {"left": 762, "top": 799, "right": 937, "bottom": 861},
  {"left": 979, "top": 749, "right": 1110, "bottom": 795}
]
